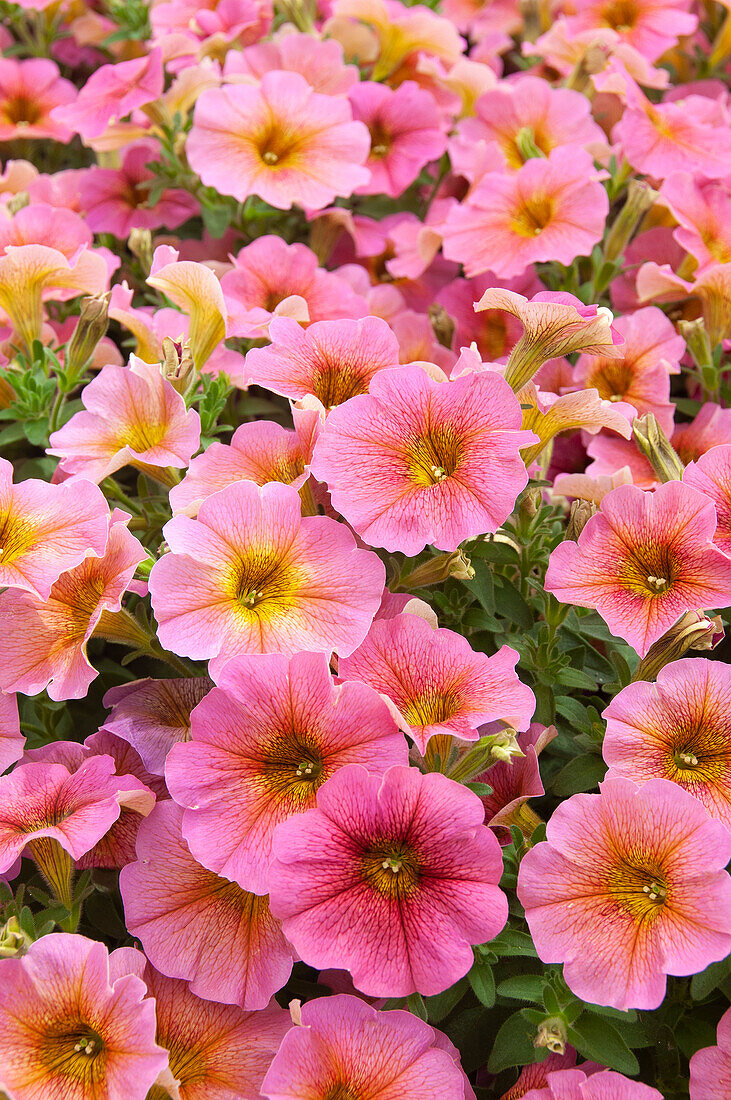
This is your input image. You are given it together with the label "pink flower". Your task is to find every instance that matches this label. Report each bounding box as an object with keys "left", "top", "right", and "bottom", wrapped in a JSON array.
[
  {"left": 441, "top": 149, "right": 608, "bottom": 279},
  {"left": 684, "top": 445, "right": 731, "bottom": 556},
  {"left": 544, "top": 482, "right": 731, "bottom": 656},
  {"left": 690, "top": 1005, "right": 731, "bottom": 1100},
  {"left": 519, "top": 1067, "right": 663, "bottom": 1100},
  {"left": 310, "top": 365, "right": 535, "bottom": 554},
  {"left": 496, "top": 1048, "right": 585, "bottom": 1100},
  {"left": 477, "top": 723, "right": 556, "bottom": 844},
  {"left": 436, "top": 272, "right": 542, "bottom": 363},
  {"left": 0, "top": 934, "right": 168, "bottom": 1100},
  {"left": 0, "top": 693, "right": 22, "bottom": 774},
  {"left": 222, "top": 236, "right": 367, "bottom": 339},
  {"left": 518, "top": 777, "right": 731, "bottom": 1010},
  {"left": 563, "top": 0, "right": 696, "bottom": 61},
  {"left": 0, "top": 201, "right": 92, "bottom": 258},
  {"left": 48, "top": 356, "right": 200, "bottom": 484},
  {"left": 0, "top": 457, "right": 108, "bottom": 599},
  {"left": 226, "top": 34, "right": 359, "bottom": 95},
  {"left": 673, "top": 404, "right": 731, "bottom": 465},
  {"left": 261, "top": 994, "right": 472, "bottom": 1100},
  {"left": 602, "top": 658, "right": 731, "bottom": 827},
  {"left": 659, "top": 172, "right": 731, "bottom": 272},
  {"left": 146, "top": 246, "right": 227, "bottom": 372},
  {"left": 166, "top": 650, "right": 407, "bottom": 892},
  {"left": 149, "top": 480, "right": 385, "bottom": 669},
  {"left": 0, "top": 514, "right": 146, "bottom": 700},
  {"left": 79, "top": 142, "right": 198, "bottom": 237},
  {"left": 142, "top": 963, "right": 290, "bottom": 1100},
  {"left": 330, "top": 0, "right": 464, "bottom": 80},
  {"left": 268, "top": 764, "right": 508, "bottom": 997},
  {"left": 244, "top": 315, "right": 401, "bottom": 405},
  {"left": 101, "top": 676, "right": 213, "bottom": 775},
  {"left": 50, "top": 50, "right": 164, "bottom": 141},
  {"left": 0, "top": 58, "right": 75, "bottom": 142},
  {"left": 348, "top": 80, "right": 446, "bottom": 198},
  {"left": 120, "top": 801, "right": 294, "bottom": 1009},
  {"left": 338, "top": 613, "right": 535, "bottom": 753},
  {"left": 187, "top": 72, "right": 370, "bottom": 211}
]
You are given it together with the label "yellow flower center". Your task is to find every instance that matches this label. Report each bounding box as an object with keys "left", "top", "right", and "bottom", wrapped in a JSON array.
[
  {"left": 402, "top": 689, "right": 460, "bottom": 728},
  {"left": 259, "top": 730, "right": 326, "bottom": 803},
  {"left": 40, "top": 1024, "right": 107, "bottom": 1084},
  {"left": 587, "top": 360, "right": 636, "bottom": 402},
  {"left": 510, "top": 195, "right": 554, "bottom": 238},
  {"left": 664, "top": 724, "right": 731, "bottom": 788},
  {"left": 3, "top": 96, "right": 42, "bottom": 126},
  {"left": 227, "top": 547, "right": 304, "bottom": 618},
  {"left": 361, "top": 842, "right": 420, "bottom": 898},
  {"left": 607, "top": 861, "right": 669, "bottom": 921},
  {"left": 404, "top": 427, "right": 462, "bottom": 487},
  {"left": 0, "top": 509, "right": 39, "bottom": 566},
  {"left": 620, "top": 544, "right": 679, "bottom": 598},
  {"left": 601, "top": 0, "right": 639, "bottom": 31}
]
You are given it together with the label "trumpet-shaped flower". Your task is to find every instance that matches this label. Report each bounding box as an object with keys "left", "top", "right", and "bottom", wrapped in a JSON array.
[
  {"left": 120, "top": 801, "right": 294, "bottom": 1009},
  {"left": 149, "top": 480, "right": 385, "bottom": 669},
  {"left": 477, "top": 723, "right": 556, "bottom": 844},
  {"left": 0, "top": 934, "right": 168, "bottom": 1100},
  {"left": 101, "top": 676, "right": 213, "bottom": 776},
  {"left": 0, "top": 58, "right": 76, "bottom": 142},
  {"left": 268, "top": 764, "right": 508, "bottom": 997},
  {"left": 0, "top": 457, "right": 108, "bottom": 600},
  {"left": 518, "top": 777, "right": 731, "bottom": 1010},
  {"left": 0, "top": 515, "right": 146, "bottom": 700},
  {"left": 147, "top": 246, "right": 226, "bottom": 370},
  {"left": 544, "top": 482, "right": 731, "bottom": 656},
  {"left": 261, "top": 994, "right": 472, "bottom": 1100},
  {"left": 227, "top": 34, "right": 359, "bottom": 95},
  {"left": 636, "top": 262, "right": 731, "bottom": 347},
  {"left": 441, "top": 149, "right": 608, "bottom": 280},
  {"left": 564, "top": 0, "right": 696, "bottom": 61},
  {"left": 338, "top": 613, "right": 534, "bottom": 752},
  {"left": 48, "top": 356, "right": 201, "bottom": 484},
  {"left": 310, "top": 365, "right": 535, "bottom": 554},
  {"left": 331, "top": 0, "right": 464, "bottom": 80},
  {"left": 684, "top": 445, "right": 731, "bottom": 556},
  {"left": 603, "top": 658, "right": 731, "bottom": 827},
  {"left": 659, "top": 172, "right": 731, "bottom": 273},
  {"left": 187, "top": 72, "right": 370, "bottom": 211},
  {"left": 50, "top": 50, "right": 164, "bottom": 141},
  {"left": 519, "top": 1067, "right": 663, "bottom": 1100},
  {"left": 243, "top": 315, "right": 400, "bottom": 405},
  {"left": 519, "top": 383, "right": 633, "bottom": 468},
  {"left": 689, "top": 1005, "right": 731, "bottom": 1100},
  {"left": 166, "top": 650, "right": 407, "bottom": 892}
]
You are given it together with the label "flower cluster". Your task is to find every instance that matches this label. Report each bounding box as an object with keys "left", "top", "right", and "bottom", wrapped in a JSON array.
[{"left": 0, "top": 1, "right": 730, "bottom": 1098}]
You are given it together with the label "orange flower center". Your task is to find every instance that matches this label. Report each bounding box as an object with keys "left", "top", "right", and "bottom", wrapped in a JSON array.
[
  {"left": 404, "top": 427, "right": 462, "bottom": 487},
  {"left": 227, "top": 547, "right": 303, "bottom": 615},
  {"left": 260, "top": 730, "right": 326, "bottom": 802},
  {"left": 0, "top": 509, "right": 39, "bottom": 566},
  {"left": 368, "top": 121, "right": 392, "bottom": 159},
  {"left": 257, "top": 126, "right": 301, "bottom": 169},
  {"left": 601, "top": 0, "right": 639, "bottom": 31},
  {"left": 312, "top": 360, "right": 372, "bottom": 407},
  {"left": 619, "top": 544, "right": 679, "bottom": 598},
  {"left": 119, "top": 418, "right": 169, "bottom": 455},
  {"left": 3, "top": 95, "right": 42, "bottom": 126},
  {"left": 40, "top": 1023, "right": 107, "bottom": 1084},
  {"left": 586, "top": 360, "right": 636, "bottom": 402},
  {"left": 510, "top": 195, "right": 554, "bottom": 238},
  {"left": 478, "top": 312, "right": 511, "bottom": 361},
  {"left": 402, "top": 689, "right": 460, "bottom": 728},
  {"left": 361, "top": 841, "right": 420, "bottom": 899},
  {"left": 606, "top": 860, "right": 669, "bottom": 921},
  {"left": 664, "top": 724, "right": 731, "bottom": 788},
  {"left": 324, "top": 1085, "right": 361, "bottom": 1100}
]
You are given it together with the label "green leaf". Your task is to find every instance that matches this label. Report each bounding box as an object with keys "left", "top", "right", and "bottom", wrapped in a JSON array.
[
  {"left": 691, "top": 957, "right": 731, "bottom": 1000},
  {"left": 487, "top": 929, "right": 538, "bottom": 958},
  {"left": 424, "top": 978, "right": 468, "bottom": 1023},
  {"left": 554, "top": 666, "right": 598, "bottom": 691},
  {"left": 554, "top": 695, "right": 594, "bottom": 733},
  {"left": 494, "top": 578, "right": 533, "bottom": 629},
  {"left": 568, "top": 1014, "right": 639, "bottom": 1076},
  {"left": 24, "top": 418, "right": 50, "bottom": 447},
  {"left": 407, "top": 992, "right": 428, "bottom": 1020},
  {"left": 471, "top": 539, "right": 520, "bottom": 565},
  {"left": 469, "top": 962, "right": 496, "bottom": 1007},
  {"left": 464, "top": 560, "right": 495, "bottom": 615},
  {"left": 552, "top": 754, "right": 607, "bottom": 795},
  {"left": 465, "top": 782, "right": 493, "bottom": 797},
  {"left": 487, "top": 1010, "right": 538, "bottom": 1073},
  {"left": 496, "top": 975, "right": 545, "bottom": 1003}
]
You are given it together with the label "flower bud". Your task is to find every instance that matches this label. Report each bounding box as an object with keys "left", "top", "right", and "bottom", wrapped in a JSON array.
[
  {"left": 6, "top": 191, "right": 29, "bottom": 215},
  {"left": 399, "top": 550, "right": 474, "bottom": 588},
  {"left": 128, "top": 228, "right": 153, "bottom": 274},
  {"left": 633, "top": 611, "right": 724, "bottom": 682},
  {"left": 632, "top": 413, "right": 684, "bottom": 483},
  {"left": 603, "top": 180, "right": 658, "bottom": 263},
  {"left": 515, "top": 126, "right": 545, "bottom": 161},
  {"left": 64, "top": 293, "right": 110, "bottom": 381},
  {"left": 0, "top": 917, "right": 32, "bottom": 958},
  {"left": 161, "top": 336, "right": 196, "bottom": 394},
  {"left": 534, "top": 1017, "right": 567, "bottom": 1055},
  {"left": 565, "top": 499, "right": 597, "bottom": 541},
  {"left": 428, "top": 304, "right": 455, "bottom": 350},
  {"left": 679, "top": 318, "right": 718, "bottom": 394}
]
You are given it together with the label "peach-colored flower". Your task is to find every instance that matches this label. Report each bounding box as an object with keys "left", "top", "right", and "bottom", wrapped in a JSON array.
[{"left": 0, "top": 58, "right": 76, "bottom": 142}]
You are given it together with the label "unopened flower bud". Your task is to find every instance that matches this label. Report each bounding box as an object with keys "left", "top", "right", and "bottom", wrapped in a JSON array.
[
  {"left": 65, "top": 293, "right": 110, "bottom": 380},
  {"left": 632, "top": 414, "right": 684, "bottom": 483},
  {"left": 161, "top": 336, "right": 195, "bottom": 393},
  {"left": 399, "top": 550, "right": 474, "bottom": 588},
  {"left": 534, "top": 1017, "right": 567, "bottom": 1055},
  {"left": 515, "top": 126, "right": 545, "bottom": 161},
  {"left": 603, "top": 180, "right": 658, "bottom": 263},
  {"left": 487, "top": 728, "right": 524, "bottom": 764},
  {"left": 128, "top": 228, "right": 154, "bottom": 274},
  {"left": 276, "top": 0, "right": 317, "bottom": 31},
  {"left": 678, "top": 318, "right": 719, "bottom": 393},
  {"left": 565, "top": 499, "right": 597, "bottom": 541},
  {"left": 633, "top": 611, "right": 724, "bottom": 682},
  {"left": 0, "top": 917, "right": 32, "bottom": 958},
  {"left": 6, "top": 191, "right": 30, "bottom": 215},
  {"left": 428, "top": 304, "right": 456, "bottom": 350}
]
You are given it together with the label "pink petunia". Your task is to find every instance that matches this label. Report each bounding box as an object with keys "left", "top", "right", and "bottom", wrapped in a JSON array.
[
  {"left": 518, "top": 777, "right": 731, "bottom": 1010},
  {"left": 544, "top": 481, "right": 731, "bottom": 656},
  {"left": 120, "top": 801, "right": 294, "bottom": 1009},
  {"left": 226, "top": 34, "right": 359, "bottom": 95},
  {"left": 187, "top": 72, "right": 370, "bottom": 211},
  {"left": 673, "top": 404, "right": 731, "bottom": 466},
  {"left": 261, "top": 994, "right": 473, "bottom": 1100},
  {"left": 0, "top": 58, "right": 76, "bottom": 142},
  {"left": 659, "top": 172, "right": 731, "bottom": 273},
  {"left": 0, "top": 934, "right": 168, "bottom": 1100},
  {"left": 602, "top": 658, "right": 731, "bottom": 827},
  {"left": 477, "top": 723, "right": 557, "bottom": 844},
  {"left": 166, "top": 650, "right": 407, "bottom": 892},
  {"left": 684, "top": 445, "right": 731, "bottom": 556},
  {"left": 349, "top": 80, "right": 447, "bottom": 198},
  {"left": 563, "top": 0, "right": 697, "bottom": 61},
  {"left": 48, "top": 356, "right": 201, "bottom": 484},
  {"left": 435, "top": 271, "right": 542, "bottom": 364},
  {"left": 222, "top": 235, "right": 368, "bottom": 339},
  {"left": 519, "top": 1066, "right": 663, "bottom": 1100},
  {"left": 441, "top": 149, "right": 608, "bottom": 279},
  {"left": 338, "top": 613, "right": 535, "bottom": 752},
  {"left": 690, "top": 1005, "right": 731, "bottom": 1100},
  {"left": 0, "top": 692, "right": 22, "bottom": 775},
  {"left": 101, "top": 675, "right": 213, "bottom": 776},
  {"left": 148, "top": 480, "right": 385, "bottom": 669},
  {"left": 0, "top": 514, "right": 146, "bottom": 700},
  {"left": 268, "top": 764, "right": 508, "bottom": 997},
  {"left": 0, "top": 457, "right": 108, "bottom": 599},
  {"left": 310, "top": 365, "right": 535, "bottom": 554},
  {"left": 50, "top": 50, "right": 164, "bottom": 141}
]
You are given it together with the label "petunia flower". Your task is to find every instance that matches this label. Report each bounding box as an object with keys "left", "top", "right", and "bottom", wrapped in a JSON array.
[
  {"left": 0, "top": 457, "right": 108, "bottom": 600},
  {"left": 226, "top": 34, "right": 359, "bottom": 95},
  {"left": 50, "top": 49, "right": 164, "bottom": 141},
  {"left": 659, "top": 172, "right": 731, "bottom": 273},
  {"left": 243, "top": 315, "right": 401, "bottom": 406},
  {"left": 147, "top": 245, "right": 227, "bottom": 370},
  {"left": 563, "top": 0, "right": 696, "bottom": 61},
  {"left": 148, "top": 480, "right": 385, "bottom": 670},
  {"left": 602, "top": 658, "right": 731, "bottom": 827},
  {"left": 0, "top": 201, "right": 93, "bottom": 259},
  {"left": 348, "top": 80, "right": 447, "bottom": 198},
  {"left": 519, "top": 383, "right": 633, "bottom": 468},
  {"left": 310, "top": 365, "right": 535, "bottom": 554},
  {"left": 441, "top": 149, "right": 608, "bottom": 280},
  {"left": 517, "top": 777, "right": 731, "bottom": 1010},
  {"left": 141, "top": 963, "right": 290, "bottom": 1100},
  {"left": 101, "top": 675, "right": 213, "bottom": 776},
  {"left": 120, "top": 801, "right": 295, "bottom": 1009},
  {"left": 268, "top": 764, "right": 508, "bottom": 997},
  {"left": 684, "top": 445, "right": 731, "bottom": 556},
  {"left": 0, "top": 934, "right": 168, "bottom": 1100},
  {"left": 165, "top": 650, "right": 407, "bottom": 892},
  {"left": 330, "top": 0, "right": 464, "bottom": 80},
  {"left": 544, "top": 481, "right": 731, "bottom": 656},
  {"left": 0, "top": 692, "right": 22, "bottom": 775},
  {"left": 689, "top": 1005, "right": 731, "bottom": 1100},
  {"left": 518, "top": 1066, "right": 663, "bottom": 1100},
  {"left": 636, "top": 262, "right": 731, "bottom": 347},
  {"left": 338, "top": 613, "right": 535, "bottom": 753},
  {"left": 0, "top": 514, "right": 147, "bottom": 700},
  {"left": 477, "top": 723, "right": 556, "bottom": 845},
  {"left": 48, "top": 356, "right": 201, "bottom": 484},
  {"left": 261, "top": 994, "right": 473, "bottom": 1100},
  {"left": 187, "top": 72, "right": 370, "bottom": 211},
  {"left": 0, "top": 58, "right": 76, "bottom": 142}
]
